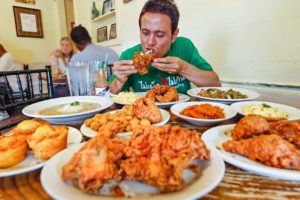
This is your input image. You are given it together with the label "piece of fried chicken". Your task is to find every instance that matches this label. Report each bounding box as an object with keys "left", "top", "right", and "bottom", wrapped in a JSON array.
[
  {"left": 133, "top": 97, "right": 162, "bottom": 123},
  {"left": 121, "top": 125, "right": 210, "bottom": 191},
  {"left": 231, "top": 115, "right": 269, "bottom": 140},
  {"left": 145, "top": 85, "right": 179, "bottom": 103},
  {"left": 269, "top": 120, "right": 300, "bottom": 148},
  {"left": 61, "top": 136, "right": 126, "bottom": 192},
  {"left": 223, "top": 134, "right": 300, "bottom": 170},
  {"left": 133, "top": 51, "right": 156, "bottom": 75}
]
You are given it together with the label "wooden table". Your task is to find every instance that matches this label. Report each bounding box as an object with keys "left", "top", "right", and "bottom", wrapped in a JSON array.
[{"left": 1, "top": 88, "right": 300, "bottom": 200}]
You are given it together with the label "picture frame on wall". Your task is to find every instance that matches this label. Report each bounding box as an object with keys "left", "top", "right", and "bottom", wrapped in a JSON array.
[
  {"left": 15, "top": 0, "right": 35, "bottom": 5},
  {"left": 109, "top": 23, "right": 117, "bottom": 40},
  {"left": 102, "top": 0, "right": 112, "bottom": 15},
  {"left": 13, "top": 6, "right": 43, "bottom": 38},
  {"left": 97, "top": 26, "right": 107, "bottom": 43}
]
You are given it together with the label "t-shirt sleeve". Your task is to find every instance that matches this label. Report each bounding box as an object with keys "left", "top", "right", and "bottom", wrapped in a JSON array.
[
  {"left": 108, "top": 51, "right": 131, "bottom": 91},
  {"left": 185, "top": 39, "right": 213, "bottom": 71}
]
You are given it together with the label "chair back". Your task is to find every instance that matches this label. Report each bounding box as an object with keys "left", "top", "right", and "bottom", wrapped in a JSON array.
[{"left": 0, "top": 65, "right": 54, "bottom": 111}]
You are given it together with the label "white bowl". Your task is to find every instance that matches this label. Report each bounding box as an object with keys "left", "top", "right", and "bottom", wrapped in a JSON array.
[
  {"left": 187, "top": 87, "right": 260, "bottom": 105},
  {"left": 230, "top": 101, "right": 300, "bottom": 120},
  {"left": 170, "top": 101, "right": 237, "bottom": 126},
  {"left": 22, "top": 96, "right": 113, "bottom": 124}
]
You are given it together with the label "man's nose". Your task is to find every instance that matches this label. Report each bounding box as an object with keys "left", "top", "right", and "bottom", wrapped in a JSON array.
[{"left": 147, "top": 34, "right": 156, "bottom": 46}]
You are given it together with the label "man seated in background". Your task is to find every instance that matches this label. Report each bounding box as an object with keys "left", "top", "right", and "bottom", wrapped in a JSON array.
[
  {"left": 70, "top": 25, "right": 118, "bottom": 65},
  {"left": 109, "top": 0, "right": 220, "bottom": 94}
]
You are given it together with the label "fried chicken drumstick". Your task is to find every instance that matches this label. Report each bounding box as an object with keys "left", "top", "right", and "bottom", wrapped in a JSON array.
[{"left": 223, "top": 134, "right": 300, "bottom": 170}]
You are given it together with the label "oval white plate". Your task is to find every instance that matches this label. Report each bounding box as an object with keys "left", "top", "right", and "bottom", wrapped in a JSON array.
[
  {"left": 170, "top": 101, "right": 237, "bottom": 126},
  {"left": 41, "top": 143, "right": 224, "bottom": 200},
  {"left": 0, "top": 127, "right": 82, "bottom": 177},
  {"left": 187, "top": 87, "right": 259, "bottom": 104},
  {"left": 202, "top": 124, "right": 300, "bottom": 181},
  {"left": 230, "top": 101, "right": 300, "bottom": 120},
  {"left": 22, "top": 96, "right": 113, "bottom": 124},
  {"left": 113, "top": 92, "right": 190, "bottom": 108},
  {"left": 80, "top": 109, "right": 170, "bottom": 138}
]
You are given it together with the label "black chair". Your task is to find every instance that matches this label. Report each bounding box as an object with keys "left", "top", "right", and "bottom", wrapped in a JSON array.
[{"left": 0, "top": 65, "right": 54, "bottom": 131}]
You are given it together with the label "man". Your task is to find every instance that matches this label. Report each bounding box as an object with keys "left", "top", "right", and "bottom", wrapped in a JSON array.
[
  {"left": 70, "top": 25, "right": 118, "bottom": 64},
  {"left": 109, "top": 0, "right": 220, "bottom": 94}
]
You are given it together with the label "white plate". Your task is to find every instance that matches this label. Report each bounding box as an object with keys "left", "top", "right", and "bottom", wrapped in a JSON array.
[
  {"left": 22, "top": 96, "right": 113, "bottom": 124},
  {"left": 0, "top": 127, "right": 82, "bottom": 177},
  {"left": 80, "top": 109, "right": 170, "bottom": 138},
  {"left": 202, "top": 124, "right": 300, "bottom": 181},
  {"left": 41, "top": 143, "right": 224, "bottom": 200},
  {"left": 113, "top": 92, "right": 190, "bottom": 108},
  {"left": 187, "top": 87, "right": 260, "bottom": 104},
  {"left": 230, "top": 101, "right": 300, "bottom": 120},
  {"left": 170, "top": 101, "right": 237, "bottom": 126}
]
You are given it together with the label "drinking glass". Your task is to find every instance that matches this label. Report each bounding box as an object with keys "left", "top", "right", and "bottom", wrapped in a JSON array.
[{"left": 66, "top": 61, "right": 89, "bottom": 96}]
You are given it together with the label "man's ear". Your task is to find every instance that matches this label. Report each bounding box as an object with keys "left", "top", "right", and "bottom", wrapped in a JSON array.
[{"left": 171, "top": 28, "right": 179, "bottom": 42}]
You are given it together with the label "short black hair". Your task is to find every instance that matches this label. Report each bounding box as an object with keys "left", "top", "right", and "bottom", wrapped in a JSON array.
[
  {"left": 139, "top": 0, "right": 179, "bottom": 34},
  {"left": 70, "top": 25, "right": 91, "bottom": 45}
]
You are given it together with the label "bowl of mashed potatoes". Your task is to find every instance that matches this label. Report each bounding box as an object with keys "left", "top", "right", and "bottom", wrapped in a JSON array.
[{"left": 231, "top": 101, "right": 300, "bottom": 120}]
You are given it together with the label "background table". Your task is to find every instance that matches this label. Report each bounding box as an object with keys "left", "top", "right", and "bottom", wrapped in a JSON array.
[{"left": 1, "top": 88, "right": 300, "bottom": 199}]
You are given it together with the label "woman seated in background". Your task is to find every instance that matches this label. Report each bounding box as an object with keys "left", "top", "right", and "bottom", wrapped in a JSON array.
[{"left": 49, "top": 37, "right": 74, "bottom": 74}]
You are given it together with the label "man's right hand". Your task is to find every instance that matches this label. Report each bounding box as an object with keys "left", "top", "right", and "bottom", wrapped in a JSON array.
[{"left": 112, "top": 60, "right": 137, "bottom": 83}]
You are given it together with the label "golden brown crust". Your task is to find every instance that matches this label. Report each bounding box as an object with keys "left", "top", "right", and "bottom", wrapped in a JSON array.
[
  {"left": 13, "top": 119, "right": 50, "bottom": 136},
  {"left": 0, "top": 135, "right": 28, "bottom": 168},
  {"left": 145, "top": 85, "right": 179, "bottom": 103},
  {"left": 133, "top": 52, "right": 156, "bottom": 75},
  {"left": 27, "top": 125, "right": 68, "bottom": 160}
]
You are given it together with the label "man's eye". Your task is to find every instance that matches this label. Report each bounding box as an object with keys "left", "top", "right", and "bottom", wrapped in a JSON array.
[
  {"left": 142, "top": 31, "right": 150, "bottom": 36},
  {"left": 156, "top": 33, "right": 165, "bottom": 38}
]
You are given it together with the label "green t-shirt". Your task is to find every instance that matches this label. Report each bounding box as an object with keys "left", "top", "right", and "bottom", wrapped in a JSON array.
[{"left": 109, "top": 37, "right": 212, "bottom": 94}]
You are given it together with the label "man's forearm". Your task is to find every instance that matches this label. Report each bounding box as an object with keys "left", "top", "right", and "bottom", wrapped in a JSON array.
[
  {"left": 109, "top": 79, "right": 125, "bottom": 94},
  {"left": 180, "top": 62, "right": 221, "bottom": 87}
]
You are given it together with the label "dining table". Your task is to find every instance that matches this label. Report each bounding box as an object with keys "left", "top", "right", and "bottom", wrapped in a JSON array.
[{"left": 0, "top": 87, "right": 300, "bottom": 200}]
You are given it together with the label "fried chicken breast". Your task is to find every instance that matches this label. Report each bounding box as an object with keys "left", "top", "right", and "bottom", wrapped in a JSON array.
[{"left": 223, "top": 134, "right": 300, "bottom": 170}]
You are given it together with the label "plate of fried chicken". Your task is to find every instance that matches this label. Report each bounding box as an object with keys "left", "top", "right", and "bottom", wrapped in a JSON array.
[
  {"left": 112, "top": 85, "right": 190, "bottom": 108},
  {"left": 202, "top": 115, "right": 300, "bottom": 180},
  {"left": 41, "top": 125, "right": 225, "bottom": 200}
]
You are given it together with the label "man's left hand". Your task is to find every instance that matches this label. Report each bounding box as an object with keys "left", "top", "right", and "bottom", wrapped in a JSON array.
[{"left": 152, "top": 56, "right": 186, "bottom": 74}]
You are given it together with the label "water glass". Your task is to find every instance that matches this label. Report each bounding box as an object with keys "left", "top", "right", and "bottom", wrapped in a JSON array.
[{"left": 66, "top": 61, "right": 89, "bottom": 96}]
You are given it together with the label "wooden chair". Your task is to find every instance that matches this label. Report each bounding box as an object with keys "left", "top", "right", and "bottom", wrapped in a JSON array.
[{"left": 0, "top": 65, "right": 54, "bottom": 131}]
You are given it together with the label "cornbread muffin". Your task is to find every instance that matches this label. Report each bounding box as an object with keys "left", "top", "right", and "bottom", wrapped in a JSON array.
[
  {"left": 13, "top": 119, "right": 50, "bottom": 136},
  {"left": 0, "top": 135, "right": 28, "bottom": 168},
  {"left": 27, "top": 125, "right": 68, "bottom": 160}
]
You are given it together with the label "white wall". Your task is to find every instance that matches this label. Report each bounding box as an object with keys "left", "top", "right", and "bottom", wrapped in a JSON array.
[
  {"left": 74, "top": 0, "right": 300, "bottom": 87},
  {"left": 0, "top": 0, "right": 64, "bottom": 64}
]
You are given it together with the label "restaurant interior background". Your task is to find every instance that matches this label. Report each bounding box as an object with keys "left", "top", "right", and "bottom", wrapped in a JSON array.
[{"left": 0, "top": 0, "right": 299, "bottom": 93}]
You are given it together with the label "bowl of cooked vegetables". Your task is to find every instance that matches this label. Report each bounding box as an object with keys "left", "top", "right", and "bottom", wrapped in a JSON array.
[
  {"left": 170, "top": 101, "right": 237, "bottom": 126},
  {"left": 187, "top": 87, "right": 260, "bottom": 104}
]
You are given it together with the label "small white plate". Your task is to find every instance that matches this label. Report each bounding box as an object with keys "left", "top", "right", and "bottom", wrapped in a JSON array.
[
  {"left": 80, "top": 109, "right": 170, "bottom": 138},
  {"left": 187, "top": 87, "right": 259, "bottom": 104},
  {"left": 202, "top": 124, "right": 300, "bottom": 181},
  {"left": 170, "top": 101, "right": 237, "bottom": 126},
  {"left": 113, "top": 92, "right": 190, "bottom": 108},
  {"left": 230, "top": 101, "right": 300, "bottom": 120},
  {"left": 0, "top": 127, "right": 82, "bottom": 177},
  {"left": 41, "top": 143, "right": 225, "bottom": 200},
  {"left": 22, "top": 96, "right": 113, "bottom": 124}
]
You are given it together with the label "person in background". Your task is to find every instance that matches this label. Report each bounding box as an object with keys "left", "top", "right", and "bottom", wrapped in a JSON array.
[
  {"left": 49, "top": 37, "right": 74, "bottom": 74},
  {"left": 109, "top": 0, "right": 220, "bottom": 94},
  {"left": 70, "top": 25, "right": 118, "bottom": 64}
]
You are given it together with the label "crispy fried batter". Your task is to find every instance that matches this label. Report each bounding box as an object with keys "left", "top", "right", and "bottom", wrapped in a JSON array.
[
  {"left": 223, "top": 134, "right": 300, "bottom": 170},
  {"left": 121, "top": 125, "right": 210, "bottom": 191},
  {"left": 133, "top": 97, "right": 162, "bottom": 123},
  {"left": 231, "top": 115, "right": 269, "bottom": 140},
  {"left": 61, "top": 136, "right": 126, "bottom": 192},
  {"left": 269, "top": 120, "right": 300, "bottom": 148},
  {"left": 145, "top": 85, "right": 179, "bottom": 103},
  {"left": 180, "top": 104, "right": 225, "bottom": 119},
  {"left": 133, "top": 52, "right": 156, "bottom": 75}
]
